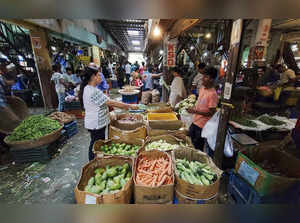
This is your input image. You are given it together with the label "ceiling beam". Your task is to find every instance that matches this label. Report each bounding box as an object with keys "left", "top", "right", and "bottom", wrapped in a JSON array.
[{"left": 169, "top": 19, "right": 202, "bottom": 39}]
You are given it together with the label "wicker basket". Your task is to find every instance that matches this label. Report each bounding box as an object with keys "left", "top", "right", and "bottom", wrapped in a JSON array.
[{"left": 4, "top": 126, "right": 63, "bottom": 150}]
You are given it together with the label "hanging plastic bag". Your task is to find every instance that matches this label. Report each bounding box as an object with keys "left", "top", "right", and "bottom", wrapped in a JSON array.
[
  {"left": 201, "top": 111, "right": 234, "bottom": 158},
  {"left": 274, "top": 87, "right": 282, "bottom": 101}
]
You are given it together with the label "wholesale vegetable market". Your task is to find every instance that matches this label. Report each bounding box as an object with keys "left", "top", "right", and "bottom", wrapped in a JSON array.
[{"left": 1, "top": 18, "right": 300, "bottom": 205}]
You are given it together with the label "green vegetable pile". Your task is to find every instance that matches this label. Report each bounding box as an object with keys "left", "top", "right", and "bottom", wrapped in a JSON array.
[
  {"left": 231, "top": 116, "right": 257, "bottom": 128},
  {"left": 6, "top": 115, "right": 61, "bottom": 142},
  {"left": 175, "top": 95, "right": 197, "bottom": 115},
  {"left": 258, "top": 116, "right": 285, "bottom": 126},
  {"left": 176, "top": 159, "right": 217, "bottom": 186},
  {"left": 99, "top": 143, "right": 140, "bottom": 157},
  {"left": 85, "top": 163, "right": 132, "bottom": 195},
  {"left": 145, "top": 140, "right": 179, "bottom": 152}
]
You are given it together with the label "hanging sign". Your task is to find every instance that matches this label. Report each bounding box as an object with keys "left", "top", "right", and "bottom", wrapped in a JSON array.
[
  {"left": 254, "top": 45, "right": 265, "bottom": 60},
  {"left": 92, "top": 46, "right": 100, "bottom": 66},
  {"left": 255, "top": 19, "right": 272, "bottom": 46},
  {"left": 78, "top": 56, "right": 91, "bottom": 66},
  {"left": 167, "top": 41, "right": 176, "bottom": 67},
  {"left": 230, "top": 19, "right": 243, "bottom": 46},
  {"left": 31, "top": 37, "right": 42, "bottom": 49}
]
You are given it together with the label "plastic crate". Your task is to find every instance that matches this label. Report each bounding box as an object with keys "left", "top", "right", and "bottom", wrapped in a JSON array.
[
  {"left": 10, "top": 145, "right": 51, "bottom": 163},
  {"left": 111, "top": 80, "right": 118, "bottom": 88},
  {"left": 64, "top": 101, "right": 81, "bottom": 111},
  {"left": 227, "top": 170, "right": 300, "bottom": 204},
  {"left": 121, "top": 94, "right": 138, "bottom": 104},
  {"left": 64, "top": 120, "right": 77, "bottom": 130},
  {"left": 63, "top": 120, "right": 78, "bottom": 139},
  {"left": 228, "top": 170, "right": 261, "bottom": 204}
]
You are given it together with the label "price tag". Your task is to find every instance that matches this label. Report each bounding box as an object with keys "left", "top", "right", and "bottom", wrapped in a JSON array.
[
  {"left": 85, "top": 194, "right": 97, "bottom": 204},
  {"left": 238, "top": 161, "right": 259, "bottom": 186},
  {"left": 224, "top": 82, "right": 232, "bottom": 100}
]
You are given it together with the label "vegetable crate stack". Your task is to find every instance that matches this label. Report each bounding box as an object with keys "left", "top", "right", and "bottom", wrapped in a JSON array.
[
  {"left": 173, "top": 147, "right": 223, "bottom": 204},
  {"left": 75, "top": 156, "right": 134, "bottom": 204}
]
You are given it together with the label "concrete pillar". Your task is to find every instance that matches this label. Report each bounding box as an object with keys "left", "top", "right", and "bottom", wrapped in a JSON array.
[
  {"left": 266, "top": 31, "right": 282, "bottom": 65},
  {"left": 29, "top": 28, "right": 57, "bottom": 110}
]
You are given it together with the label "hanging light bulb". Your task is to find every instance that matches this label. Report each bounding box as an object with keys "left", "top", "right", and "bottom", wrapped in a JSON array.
[
  {"left": 205, "top": 32, "right": 212, "bottom": 39},
  {"left": 159, "top": 50, "right": 164, "bottom": 55},
  {"left": 153, "top": 26, "right": 161, "bottom": 37},
  {"left": 190, "top": 46, "right": 195, "bottom": 50}
]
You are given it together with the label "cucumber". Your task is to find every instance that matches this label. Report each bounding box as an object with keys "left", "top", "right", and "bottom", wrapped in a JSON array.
[
  {"left": 200, "top": 175, "right": 210, "bottom": 186},
  {"left": 203, "top": 173, "right": 214, "bottom": 181}
]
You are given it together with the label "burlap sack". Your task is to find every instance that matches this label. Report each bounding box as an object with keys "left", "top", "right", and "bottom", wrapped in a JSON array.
[{"left": 141, "top": 91, "right": 152, "bottom": 105}]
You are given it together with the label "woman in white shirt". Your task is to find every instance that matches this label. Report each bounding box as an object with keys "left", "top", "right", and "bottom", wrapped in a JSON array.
[
  {"left": 169, "top": 67, "right": 187, "bottom": 107},
  {"left": 79, "top": 65, "right": 138, "bottom": 161}
]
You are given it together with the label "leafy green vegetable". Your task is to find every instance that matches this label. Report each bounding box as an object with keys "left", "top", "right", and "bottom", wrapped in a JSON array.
[
  {"left": 231, "top": 116, "right": 257, "bottom": 128},
  {"left": 258, "top": 116, "right": 285, "bottom": 126},
  {"left": 7, "top": 115, "right": 61, "bottom": 142}
]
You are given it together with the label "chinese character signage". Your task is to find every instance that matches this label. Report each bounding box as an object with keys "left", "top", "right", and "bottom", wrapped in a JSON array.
[
  {"left": 167, "top": 43, "right": 176, "bottom": 67},
  {"left": 255, "top": 19, "right": 272, "bottom": 46},
  {"left": 163, "top": 37, "right": 177, "bottom": 67}
]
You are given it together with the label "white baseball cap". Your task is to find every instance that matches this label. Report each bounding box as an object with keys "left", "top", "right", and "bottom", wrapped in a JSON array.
[{"left": 88, "top": 62, "right": 100, "bottom": 70}]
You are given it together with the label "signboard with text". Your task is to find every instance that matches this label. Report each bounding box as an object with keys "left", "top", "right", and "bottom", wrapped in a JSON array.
[
  {"left": 31, "top": 37, "right": 42, "bottom": 49},
  {"left": 167, "top": 41, "right": 176, "bottom": 67},
  {"left": 78, "top": 56, "right": 91, "bottom": 66},
  {"left": 255, "top": 19, "right": 272, "bottom": 46}
]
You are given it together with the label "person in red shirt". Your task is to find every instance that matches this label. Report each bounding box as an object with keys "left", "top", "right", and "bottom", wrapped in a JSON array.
[
  {"left": 187, "top": 67, "right": 218, "bottom": 151},
  {"left": 139, "top": 62, "right": 145, "bottom": 75},
  {"left": 133, "top": 72, "right": 143, "bottom": 88}
]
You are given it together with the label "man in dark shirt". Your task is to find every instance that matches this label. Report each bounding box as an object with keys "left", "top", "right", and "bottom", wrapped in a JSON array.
[
  {"left": 116, "top": 63, "right": 125, "bottom": 88},
  {"left": 0, "top": 61, "right": 21, "bottom": 132}
]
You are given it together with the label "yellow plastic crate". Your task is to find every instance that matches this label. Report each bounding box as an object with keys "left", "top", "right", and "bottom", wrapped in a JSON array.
[{"left": 147, "top": 113, "right": 178, "bottom": 121}]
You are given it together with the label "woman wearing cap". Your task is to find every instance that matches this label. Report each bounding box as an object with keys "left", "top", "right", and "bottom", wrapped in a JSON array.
[
  {"left": 79, "top": 66, "right": 138, "bottom": 161},
  {"left": 169, "top": 67, "right": 187, "bottom": 107}
]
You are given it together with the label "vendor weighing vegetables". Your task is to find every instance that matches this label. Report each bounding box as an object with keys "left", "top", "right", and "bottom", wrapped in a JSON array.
[
  {"left": 188, "top": 67, "right": 218, "bottom": 151},
  {"left": 79, "top": 65, "right": 138, "bottom": 161}
]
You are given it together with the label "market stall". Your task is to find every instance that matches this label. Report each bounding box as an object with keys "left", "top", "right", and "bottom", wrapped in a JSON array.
[{"left": 71, "top": 99, "right": 227, "bottom": 204}]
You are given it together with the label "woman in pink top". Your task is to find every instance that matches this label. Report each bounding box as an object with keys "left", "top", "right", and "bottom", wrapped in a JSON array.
[{"left": 187, "top": 67, "right": 218, "bottom": 151}]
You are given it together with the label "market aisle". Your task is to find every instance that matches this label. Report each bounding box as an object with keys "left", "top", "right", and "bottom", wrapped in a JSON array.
[{"left": 0, "top": 120, "right": 90, "bottom": 204}]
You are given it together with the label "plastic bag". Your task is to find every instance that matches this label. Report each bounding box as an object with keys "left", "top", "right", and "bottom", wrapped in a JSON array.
[
  {"left": 201, "top": 111, "right": 234, "bottom": 158},
  {"left": 180, "top": 112, "right": 193, "bottom": 129},
  {"left": 274, "top": 87, "right": 282, "bottom": 101}
]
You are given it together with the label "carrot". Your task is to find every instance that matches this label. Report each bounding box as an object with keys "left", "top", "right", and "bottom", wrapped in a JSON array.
[
  {"left": 150, "top": 160, "right": 157, "bottom": 171},
  {"left": 157, "top": 175, "right": 167, "bottom": 186}
]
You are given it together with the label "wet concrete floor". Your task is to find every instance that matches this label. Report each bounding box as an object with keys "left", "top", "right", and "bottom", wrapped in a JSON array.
[{"left": 0, "top": 119, "right": 89, "bottom": 204}]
